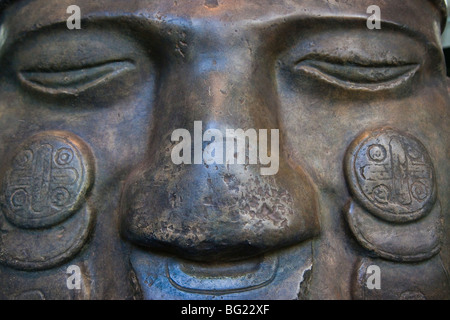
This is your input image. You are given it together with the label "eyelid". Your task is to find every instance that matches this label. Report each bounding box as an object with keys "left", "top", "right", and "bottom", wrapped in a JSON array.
[
  {"left": 18, "top": 60, "right": 135, "bottom": 95},
  {"left": 294, "top": 57, "right": 420, "bottom": 91}
]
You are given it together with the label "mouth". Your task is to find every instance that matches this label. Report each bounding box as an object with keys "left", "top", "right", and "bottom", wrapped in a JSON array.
[
  {"left": 166, "top": 255, "right": 279, "bottom": 295},
  {"left": 129, "top": 241, "right": 314, "bottom": 299}
]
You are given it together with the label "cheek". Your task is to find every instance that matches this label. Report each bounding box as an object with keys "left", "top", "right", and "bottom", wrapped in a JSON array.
[
  {"left": 276, "top": 77, "right": 448, "bottom": 195},
  {"left": 0, "top": 59, "right": 156, "bottom": 188}
]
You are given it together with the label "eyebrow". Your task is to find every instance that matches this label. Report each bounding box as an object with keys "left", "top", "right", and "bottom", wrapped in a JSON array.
[
  {"left": 256, "top": 14, "right": 439, "bottom": 50},
  {"left": 0, "top": 0, "right": 446, "bottom": 27},
  {"left": 1, "top": 12, "right": 441, "bottom": 56}
]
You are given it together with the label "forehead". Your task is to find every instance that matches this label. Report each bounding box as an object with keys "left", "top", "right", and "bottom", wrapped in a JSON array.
[{"left": 0, "top": 0, "right": 443, "bottom": 48}]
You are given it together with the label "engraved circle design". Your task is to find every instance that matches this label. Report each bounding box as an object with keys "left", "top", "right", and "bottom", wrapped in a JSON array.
[
  {"left": 368, "top": 144, "right": 387, "bottom": 162},
  {"left": 1, "top": 131, "right": 94, "bottom": 229},
  {"left": 345, "top": 128, "right": 436, "bottom": 223}
]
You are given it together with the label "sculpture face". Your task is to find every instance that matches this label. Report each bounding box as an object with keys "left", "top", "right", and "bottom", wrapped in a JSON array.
[{"left": 0, "top": 0, "right": 448, "bottom": 299}]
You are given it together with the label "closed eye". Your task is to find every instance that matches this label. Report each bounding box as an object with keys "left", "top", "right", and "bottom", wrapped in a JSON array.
[
  {"left": 18, "top": 60, "right": 135, "bottom": 95},
  {"left": 294, "top": 59, "right": 419, "bottom": 91}
]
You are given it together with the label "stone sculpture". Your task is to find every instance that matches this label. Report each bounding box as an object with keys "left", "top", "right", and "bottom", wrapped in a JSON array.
[{"left": 0, "top": 0, "right": 448, "bottom": 299}]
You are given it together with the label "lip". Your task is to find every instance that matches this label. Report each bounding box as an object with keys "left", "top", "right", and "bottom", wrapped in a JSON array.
[{"left": 167, "top": 255, "right": 279, "bottom": 295}]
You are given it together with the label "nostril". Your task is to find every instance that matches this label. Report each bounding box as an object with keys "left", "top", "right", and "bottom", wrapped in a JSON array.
[{"left": 120, "top": 155, "right": 320, "bottom": 262}]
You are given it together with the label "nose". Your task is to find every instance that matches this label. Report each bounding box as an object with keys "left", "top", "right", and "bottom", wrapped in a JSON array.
[{"left": 120, "top": 31, "right": 320, "bottom": 262}]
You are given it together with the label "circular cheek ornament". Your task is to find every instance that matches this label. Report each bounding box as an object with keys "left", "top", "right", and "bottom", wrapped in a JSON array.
[
  {"left": 0, "top": 131, "right": 95, "bottom": 271},
  {"left": 343, "top": 127, "right": 442, "bottom": 263},
  {"left": 1, "top": 131, "right": 94, "bottom": 229},
  {"left": 344, "top": 127, "right": 436, "bottom": 223}
]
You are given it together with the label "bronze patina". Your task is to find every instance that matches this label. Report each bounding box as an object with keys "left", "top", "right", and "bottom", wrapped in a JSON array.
[{"left": 0, "top": 0, "right": 448, "bottom": 299}]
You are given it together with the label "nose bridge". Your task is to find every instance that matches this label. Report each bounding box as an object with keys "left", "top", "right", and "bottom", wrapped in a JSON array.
[{"left": 154, "top": 37, "right": 277, "bottom": 134}]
